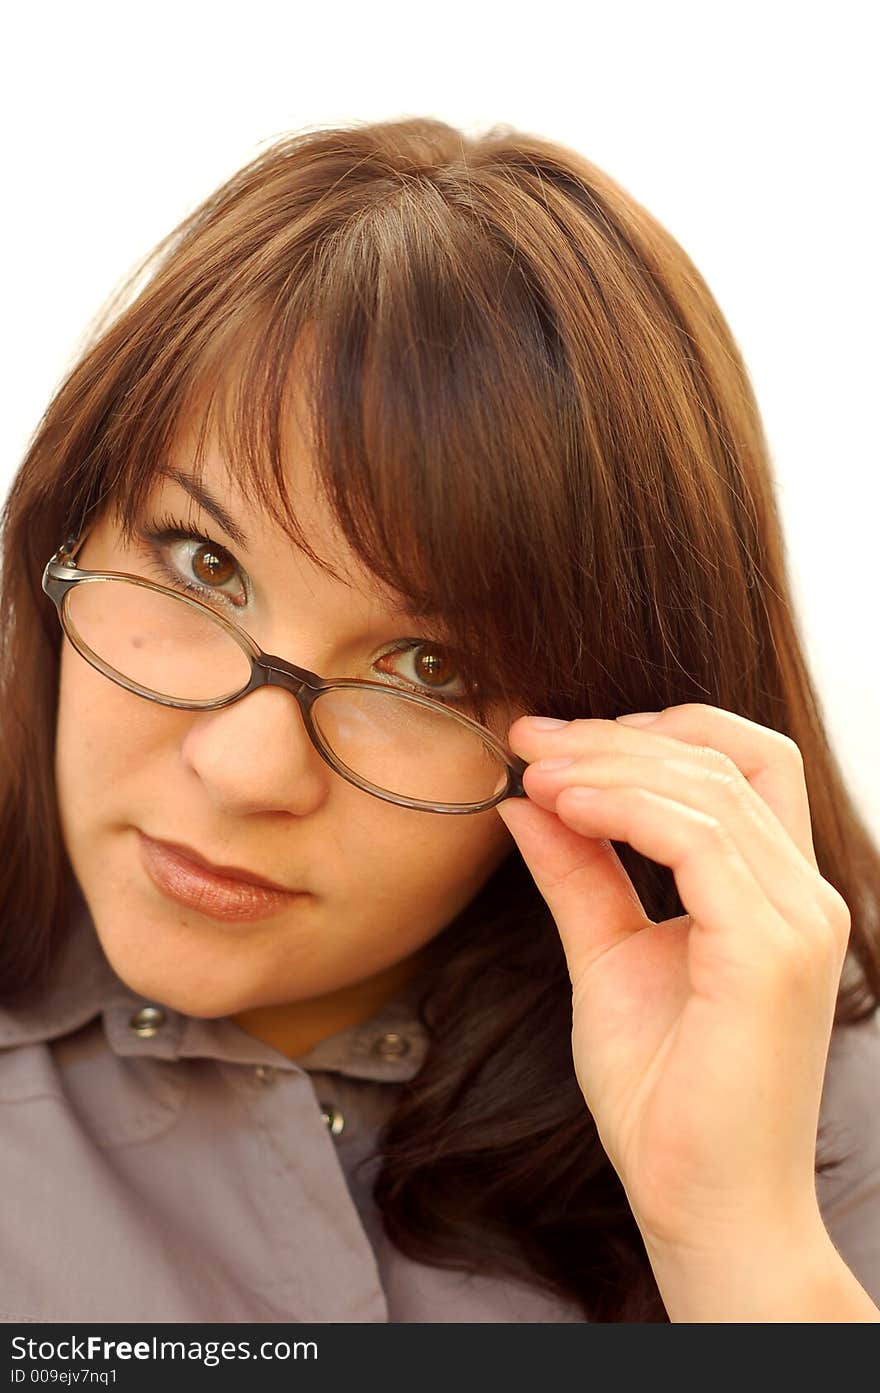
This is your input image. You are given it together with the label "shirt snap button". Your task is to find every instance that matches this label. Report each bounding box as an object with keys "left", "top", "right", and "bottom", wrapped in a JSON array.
[
  {"left": 128, "top": 1006, "right": 166, "bottom": 1037},
  {"left": 254, "top": 1065, "right": 276, "bottom": 1084},
  {"left": 372, "top": 1031, "right": 411, "bottom": 1059},
  {"left": 319, "top": 1102, "right": 345, "bottom": 1138}
]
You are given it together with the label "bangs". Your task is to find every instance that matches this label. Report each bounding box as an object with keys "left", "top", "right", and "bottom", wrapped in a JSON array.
[{"left": 98, "top": 182, "right": 580, "bottom": 726}]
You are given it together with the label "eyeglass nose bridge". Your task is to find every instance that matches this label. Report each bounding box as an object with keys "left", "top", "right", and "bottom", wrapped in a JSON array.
[
  {"left": 226, "top": 643, "right": 410, "bottom": 726},
  {"left": 150, "top": 633, "right": 360, "bottom": 770},
  {"left": 231, "top": 652, "right": 368, "bottom": 792},
  {"left": 252, "top": 649, "right": 336, "bottom": 708}
]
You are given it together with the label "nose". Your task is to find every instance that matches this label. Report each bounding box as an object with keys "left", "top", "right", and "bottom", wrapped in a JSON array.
[{"left": 179, "top": 683, "right": 334, "bottom": 816}]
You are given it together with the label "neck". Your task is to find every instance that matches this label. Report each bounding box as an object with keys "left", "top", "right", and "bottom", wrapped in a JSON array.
[{"left": 229, "top": 946, "right": 429, "bottom": 1060}]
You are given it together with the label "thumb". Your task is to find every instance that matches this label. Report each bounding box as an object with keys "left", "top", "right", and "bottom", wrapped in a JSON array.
[{"left": 495, "top": 795, "right": 651, "bottom": 983}]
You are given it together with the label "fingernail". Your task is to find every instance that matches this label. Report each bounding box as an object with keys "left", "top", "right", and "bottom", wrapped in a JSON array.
[
  {"left": 525, "top": 717, "right": 570, "bottom": 730},
  {"left": 616, "top": 711, "right": 661, "bottom": 726}
]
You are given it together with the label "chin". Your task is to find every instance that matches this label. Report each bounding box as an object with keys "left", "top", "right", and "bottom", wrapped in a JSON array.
[{"left": 97, "top": 938, "right": 249, "bottom": 1019}]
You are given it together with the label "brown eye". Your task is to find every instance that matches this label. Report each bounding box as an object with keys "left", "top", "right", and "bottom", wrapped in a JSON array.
[
  {"left": 412, "top": 644, "right": 460, "bottom": 689},
  {"left": 134, "top": 516, "right": 249, "bottom": 610},
  {"left": 375, "top": 641, "right": 472, "bottom": 705},
  {"left": 191, "top": 543, "right": 236, "bottom": 588}
]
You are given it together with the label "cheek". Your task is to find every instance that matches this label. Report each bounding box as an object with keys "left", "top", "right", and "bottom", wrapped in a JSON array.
[
  {"left": 370, "top": 810, "right": 514, "bottom": 908},
  {"left": 54, "top": 647, "right": 168, "bottom": 802},
  {"left": 55, "top": 653, "right": 116, "bottom": 784}
]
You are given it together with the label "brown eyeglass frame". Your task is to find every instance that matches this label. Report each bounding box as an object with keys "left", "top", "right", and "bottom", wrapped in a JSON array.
[{"left": 42, "top": 530, "right": 528, "bottom": 816}]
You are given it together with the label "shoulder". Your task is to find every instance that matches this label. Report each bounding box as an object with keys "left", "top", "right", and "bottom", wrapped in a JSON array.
[
  {"left": 820, "top": 1006, "right": 880, "bottom": 1142},
  {"left": 816, "top": 1006, "right": 880, "bottom": 1305}
]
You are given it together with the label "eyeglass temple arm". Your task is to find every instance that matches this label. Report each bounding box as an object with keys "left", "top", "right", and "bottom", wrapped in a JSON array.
[{"left": 53, "top": 533, "right": 88, "bottom": 566}]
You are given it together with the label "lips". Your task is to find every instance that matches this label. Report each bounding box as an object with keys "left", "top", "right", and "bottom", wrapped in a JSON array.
[
  {"left": 137, "top": 831, "right": 307, "bottom": 924},
  {"left": 139, "top": 832, "right": 296, "bottom": 894}
]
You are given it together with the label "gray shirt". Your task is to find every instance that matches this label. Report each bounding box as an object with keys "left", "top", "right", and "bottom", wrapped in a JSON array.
[{"left": 1, "top": 891, "right": 879, "bottom": 1323}]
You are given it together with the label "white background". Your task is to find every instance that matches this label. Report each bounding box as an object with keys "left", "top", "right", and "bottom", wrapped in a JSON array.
[{"left": 3, "top": 0, "right": 877, "bottom": 838}]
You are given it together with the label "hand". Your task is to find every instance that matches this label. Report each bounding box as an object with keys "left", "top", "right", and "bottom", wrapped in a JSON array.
[{"left": 495, "top": 703, "right": 852, "bottom": 1258}]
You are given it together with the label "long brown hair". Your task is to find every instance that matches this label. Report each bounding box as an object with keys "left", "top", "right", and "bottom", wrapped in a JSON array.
[{"left": 2, "top": 117, "right": 878, "bottom": 1322}]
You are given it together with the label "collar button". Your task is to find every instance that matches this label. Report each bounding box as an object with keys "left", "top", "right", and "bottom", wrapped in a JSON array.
[
  {"left": 372, "top": 1031, "right": 411, "bottom": 1059},
  {"left": 320, "top": 1103, "right": 345, "bottom": 1138},
  {"left": 129, "top": 1006, "right": 166, "bottom": 1038}
]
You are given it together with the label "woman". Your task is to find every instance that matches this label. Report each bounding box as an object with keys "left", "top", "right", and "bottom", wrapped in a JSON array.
[{"left": 1, "top": 116, "right": 878, "bottom": 1323}]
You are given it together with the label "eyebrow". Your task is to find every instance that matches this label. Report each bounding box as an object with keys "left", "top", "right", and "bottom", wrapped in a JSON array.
[
  {"left": 156, "top": 465, "right": 251, "bottom": 552},
  {"left": 156, "top": 465, "right": 444, "bottom": 624}
]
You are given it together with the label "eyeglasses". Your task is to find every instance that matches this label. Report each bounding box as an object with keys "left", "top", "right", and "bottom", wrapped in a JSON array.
[{"left": 42, "top": 531, "right": 528, "bottom": 815}]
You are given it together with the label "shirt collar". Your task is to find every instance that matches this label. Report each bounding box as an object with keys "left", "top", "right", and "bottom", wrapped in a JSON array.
[{"left": 0, "top": 885, "right": 430, "bottom": 1083}]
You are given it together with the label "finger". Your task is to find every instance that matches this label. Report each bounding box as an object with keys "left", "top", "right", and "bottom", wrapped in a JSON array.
[
  {"left": 548, "top": 783, "right": 843, "bottom": 1005},
  {"left": 494, "top": 794, "right": 653, "bottom": 978},
  {"left": 628, "top": 704, "right": 820, "bottom": 873},
  {"left": 510, "top": 704, "right": 820, "bottom": 873},
  {"left": 524, "top": 748, "right": 830, "bottom": 938}
]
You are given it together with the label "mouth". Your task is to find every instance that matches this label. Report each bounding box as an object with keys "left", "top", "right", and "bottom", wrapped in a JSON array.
[
  {"left": 143, "top": 834, "right": 295, "bottom": 892},
  {"left": 137, "top": 831, "right": 307, "bottom": 923}
]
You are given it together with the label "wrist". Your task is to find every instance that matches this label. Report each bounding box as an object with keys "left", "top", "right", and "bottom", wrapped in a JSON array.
[{"left": 642, "top": 1211, "right": 880, "bottom": 1322}]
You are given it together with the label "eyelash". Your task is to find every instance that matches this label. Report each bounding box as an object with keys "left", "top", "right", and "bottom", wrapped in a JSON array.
[{"left": 133, "top": 512, "right": 475, "bottom": 707}]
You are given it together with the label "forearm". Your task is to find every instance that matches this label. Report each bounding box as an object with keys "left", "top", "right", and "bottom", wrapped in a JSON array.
[{"left": 643, "top": 1217, "right": 880, "bottom": 1323}]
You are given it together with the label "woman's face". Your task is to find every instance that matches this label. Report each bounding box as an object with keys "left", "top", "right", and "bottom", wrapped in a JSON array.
[{"left": 54, "top": 406, "right": 519, "bottom": 1024}]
